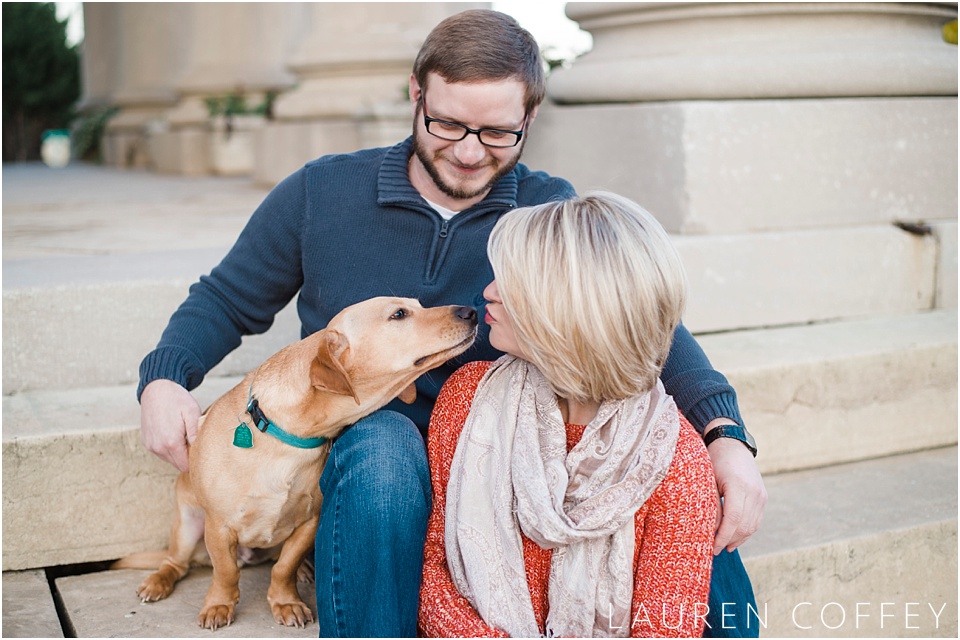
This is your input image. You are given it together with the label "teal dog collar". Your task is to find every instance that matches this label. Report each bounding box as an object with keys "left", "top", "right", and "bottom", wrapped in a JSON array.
[{"left": 233, "top": 387, "right": 327, "bottom": 450}]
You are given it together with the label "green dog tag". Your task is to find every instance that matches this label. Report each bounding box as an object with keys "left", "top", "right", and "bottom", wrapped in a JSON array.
[{"left": 233, "top": 423, "right": 254, "bottom": 449}]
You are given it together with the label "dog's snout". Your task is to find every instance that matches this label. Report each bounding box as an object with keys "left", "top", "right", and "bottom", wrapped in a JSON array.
[{"left": 455, "top": 306, "right": 478, "bottom": 325}]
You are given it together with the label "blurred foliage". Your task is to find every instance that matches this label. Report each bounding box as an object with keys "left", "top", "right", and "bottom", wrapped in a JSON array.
[
  {"left": 3, "top": 2, "right": 81, "bottom": 162},
  {"left": 71, "top": 105, "right": 120, "bottom": 163},
  {"left": 944, "top": 20, "right": 957, "bottom": 45},
  {"left": 205, "top": 91, "right": 278, "bottom": 119},
  {"left": 542, "top": 46, "right": 568, "bottom": 72}
]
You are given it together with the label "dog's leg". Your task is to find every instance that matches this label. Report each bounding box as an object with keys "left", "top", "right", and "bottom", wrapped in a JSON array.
[
  {"left": 197, "top": 516, "right": 242, "bottom": 630},
  {"left": 267, "top": 516, "right": 319, "bottom": 628},
  {"left": 137, "top": 473, "right": 205, "bottom": 602}
]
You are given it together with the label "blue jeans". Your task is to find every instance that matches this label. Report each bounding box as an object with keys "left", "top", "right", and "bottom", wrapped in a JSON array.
[
  {"left": 314, "top": 410, "right": 431, "bottom": 637},
  {"left": 703, "top": 549, "right": 759, "bottom": 638}
]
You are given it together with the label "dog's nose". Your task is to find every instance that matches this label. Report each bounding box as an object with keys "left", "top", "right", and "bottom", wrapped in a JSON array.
[{"left": 455, "top": 306, "right": 478, "bottom": 324}]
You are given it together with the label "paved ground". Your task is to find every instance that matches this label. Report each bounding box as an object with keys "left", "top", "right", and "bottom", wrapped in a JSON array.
[
  {"left": 3, "top": 162, "right": 267, "bottom": 260},
  {"left": 58, "top": 565, "right": 319, "bottom": 638}
]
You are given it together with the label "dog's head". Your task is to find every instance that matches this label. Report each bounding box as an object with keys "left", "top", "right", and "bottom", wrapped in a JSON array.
[{"left": 309, "top": 297, "right": 477, "bottom": 413}]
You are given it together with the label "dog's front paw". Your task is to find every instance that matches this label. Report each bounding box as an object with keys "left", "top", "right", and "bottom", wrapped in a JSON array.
[
  {"left": 136, "top": 573, "right": 175, "bottom": 602},
  {"left": 271, "top": 600, "right": 314, "bottom": 628},
  {"left": 197, "top": 603, "right": 235, "bottom": 630}
]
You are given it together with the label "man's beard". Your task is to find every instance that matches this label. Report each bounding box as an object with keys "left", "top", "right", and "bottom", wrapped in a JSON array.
[{"left": 412, "top": 118, "right": 525, "bottom": 202}]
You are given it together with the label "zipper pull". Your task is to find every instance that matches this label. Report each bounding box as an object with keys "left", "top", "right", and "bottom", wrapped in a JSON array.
[{"left": 439, "top": 219, "right": 449, "bottom": 238}]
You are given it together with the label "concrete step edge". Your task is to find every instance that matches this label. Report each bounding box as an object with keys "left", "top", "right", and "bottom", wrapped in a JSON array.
[
  {"left": 699, "top": 309, "right": 958, "bottom": 473},
  {"left": 740, "top": 446, "right": 957, "bottom": 558}
]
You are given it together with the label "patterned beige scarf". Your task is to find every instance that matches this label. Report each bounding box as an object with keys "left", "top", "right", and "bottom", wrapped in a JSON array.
[{"left": 445, "top": 356, "right": 680, "bottom": 637}]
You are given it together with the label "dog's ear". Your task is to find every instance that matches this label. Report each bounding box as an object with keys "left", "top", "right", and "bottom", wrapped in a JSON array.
[
  {"left": 397, "top": 382, "right": 417, "bottom": 404},
  {"left": 310, "top": 330, "right": 360, "bottom": 405}
]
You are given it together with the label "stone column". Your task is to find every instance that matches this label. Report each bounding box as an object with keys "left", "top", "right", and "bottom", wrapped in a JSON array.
[
  {"left": 254, "top": 2, "right": 484, "bottom": 185},
  {"left": 75, "top": 3, "right": 122, "bottom": 163},
  {"left": 522, "top": 2, "right": 958, "bottom": 332},
  {"left": 149, "top": 3, "right": 307, "bottom": 176},
  {"left": 549, "top": 2, "right": 958, "bottom": 102},
  {"left": 99, "top": 3, "right": 189, "bottom": 168},
  {"left": 77, "top": 3, "right": 119, "bottom": 111}
]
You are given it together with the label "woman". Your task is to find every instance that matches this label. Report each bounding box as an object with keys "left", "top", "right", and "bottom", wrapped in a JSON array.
[{"left": 418, "top": 192, "right": 718, "bottom": 638}]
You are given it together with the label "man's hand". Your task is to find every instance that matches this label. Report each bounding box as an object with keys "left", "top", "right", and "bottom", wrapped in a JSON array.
[
  {"left": 703, "top": 419, "right": 767, "bottom": 555},
  {"left": 140, "top": 379, "right": 202, "bottom": 472}
]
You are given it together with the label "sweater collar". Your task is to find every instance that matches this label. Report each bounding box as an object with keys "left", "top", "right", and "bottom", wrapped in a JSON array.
[{"left": 376, "top": 137, "right": 519, "bottom": 211}]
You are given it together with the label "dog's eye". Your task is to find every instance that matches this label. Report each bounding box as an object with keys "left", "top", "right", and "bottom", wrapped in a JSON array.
[{"left": 390, "top": 308, "right": 408, "bottom": 320}]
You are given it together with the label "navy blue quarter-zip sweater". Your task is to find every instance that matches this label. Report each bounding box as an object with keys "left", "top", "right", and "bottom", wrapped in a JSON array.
[{"left": 138, "top": 137, "right": 742, "bottom": 434}]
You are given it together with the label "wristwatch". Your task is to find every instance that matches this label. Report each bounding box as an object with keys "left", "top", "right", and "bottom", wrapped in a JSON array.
[{"left": 703, "top": 425, "right": 757, "bottom": 457}]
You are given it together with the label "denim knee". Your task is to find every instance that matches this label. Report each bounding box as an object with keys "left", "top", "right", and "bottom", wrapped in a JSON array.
[
  {"left": 315, "top": 410, "right": 432, "bottom": 637},
  {"left": 319, "top": 409, "right": 432, "bottom": 523}
]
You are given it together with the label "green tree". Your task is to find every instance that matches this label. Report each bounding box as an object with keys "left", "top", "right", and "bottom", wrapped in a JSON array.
[{"left": 3, "top": 2, "right": 80, "bottom": 162}]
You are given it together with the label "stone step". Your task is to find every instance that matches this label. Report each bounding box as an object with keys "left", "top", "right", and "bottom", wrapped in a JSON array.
[
  {"left": 674, "top": 222, "right": 947, "bottom": 334},
  {"left": 739, "top": 445, "right": 958, "bottom": 638},
  {"left": 1, "top": 248, "right": 302, "bottom": 395},
  {"left": 3, "top": 311, "right": 954, "bottom": 571},
  {"left": 3, "top": 221, "right": 949, "bottom": 393},
  {"left": 56, "top": 564, "right": 318, "bottom": 638},
  {"left": 698, "top": 308, "right": 958, "bottom": 474},
  {"left": 1, "top": 569, "right": 64, "bottom": 638},
  {"left": 0, "top": 563, "right": 319, "bottom": 638},
  {"left": 3, "top": 447, "right": 953, "bottom": 638},
  {"left": 1, "top": 376, "right": 237, "bottom": 572}
]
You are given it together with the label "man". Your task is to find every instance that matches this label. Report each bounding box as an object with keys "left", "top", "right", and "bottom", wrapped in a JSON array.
[{"left": 139, "top": 9, "right": 766, "bottom": 637}]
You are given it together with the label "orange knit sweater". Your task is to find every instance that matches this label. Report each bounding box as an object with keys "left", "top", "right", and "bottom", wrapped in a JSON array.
[{"left": 418, "top": 361, "right": 717, "bottom": 638}]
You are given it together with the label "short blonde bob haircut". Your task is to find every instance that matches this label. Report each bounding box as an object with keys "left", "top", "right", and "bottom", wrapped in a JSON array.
[{"left": 487, "top": 191, "right": 687, "bottom": 402}]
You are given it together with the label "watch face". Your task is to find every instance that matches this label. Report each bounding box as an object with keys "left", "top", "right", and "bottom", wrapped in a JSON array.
[{"left": 739, "top": 427, "right": 758, "bottom": 456}]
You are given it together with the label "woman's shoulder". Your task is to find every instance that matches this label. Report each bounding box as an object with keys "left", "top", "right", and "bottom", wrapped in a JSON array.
[
  {"left": 437, "top": 360, "right": 492, "bottom": 404},
  {"left": 429, "top": 361, "right": 494, "bottom": 449},
  {"left": 674, "top": 414, "right": 712, "bottom": 467},
  {"left": 658, "top": 413, "right": 715, "bottom": 494},
  {"left": 450, "top": 360, "right": 493, "bottom": 385}
]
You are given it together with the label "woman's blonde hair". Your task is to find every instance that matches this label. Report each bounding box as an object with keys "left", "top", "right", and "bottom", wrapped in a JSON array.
[{"left": 487, "top": 191, "right": 687, "bottom": 402}]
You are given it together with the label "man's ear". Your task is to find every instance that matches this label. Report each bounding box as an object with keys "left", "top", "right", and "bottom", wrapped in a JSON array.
[
  {"left": 409, "top": 74, "right": 421, "bottom": 112},
  {"left": 397, "top": 382, "right": 417, "bottom": 404},
  {"left": 310, "top": 330, "right": 360, "bottom": 405},
  {"left": 526, "top": 104, "right": 540, "bottom": 127}
]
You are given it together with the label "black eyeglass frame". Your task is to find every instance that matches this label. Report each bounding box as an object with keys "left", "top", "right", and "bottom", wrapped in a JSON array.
[{"left": 420, "top": 93, "right": 527, "bottom": 149}]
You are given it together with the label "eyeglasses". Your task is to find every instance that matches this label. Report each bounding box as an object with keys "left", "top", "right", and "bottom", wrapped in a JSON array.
[{"left": 421, "top": 93, "right": 526, "bottom": 149}]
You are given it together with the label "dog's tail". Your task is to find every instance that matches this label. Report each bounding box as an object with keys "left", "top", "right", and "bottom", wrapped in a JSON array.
[{"left": 110, "top": 550, "right": 169, "bottom": 570}]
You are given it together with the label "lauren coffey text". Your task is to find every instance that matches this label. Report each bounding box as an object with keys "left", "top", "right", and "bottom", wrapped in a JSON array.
[{"left": 610, "top": 601, "right": 953, "bottom": 633}]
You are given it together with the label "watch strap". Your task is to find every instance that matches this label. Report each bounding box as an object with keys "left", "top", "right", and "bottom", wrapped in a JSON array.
[{"left": 703, "top": 425, "right": 757, "bottom": 457}]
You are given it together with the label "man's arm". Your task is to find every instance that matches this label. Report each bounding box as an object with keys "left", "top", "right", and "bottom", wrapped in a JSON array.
[
  {"left": 137, "top": 169, "right": 309, "bottom": 469},
  {"left": 661, "top": 324, "right": 767, "bottom": 552},
  {"left": 702, "top": 420, "right": 766, "bottom": 553}
]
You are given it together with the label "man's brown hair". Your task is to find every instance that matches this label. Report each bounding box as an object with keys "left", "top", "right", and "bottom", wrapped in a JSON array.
[{"left": 413, "top": 9, "right": 546, "bottom": 115}]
